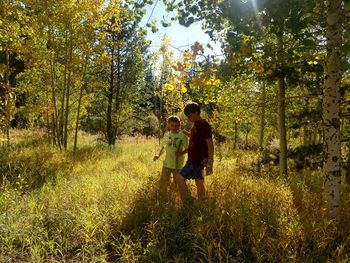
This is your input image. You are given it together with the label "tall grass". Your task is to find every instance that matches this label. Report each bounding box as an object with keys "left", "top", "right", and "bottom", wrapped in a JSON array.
[{"left": 0, "top": 130, "right": 350, "bottom": 262}]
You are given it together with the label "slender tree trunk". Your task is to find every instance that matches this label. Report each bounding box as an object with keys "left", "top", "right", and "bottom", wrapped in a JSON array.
[
  {"left": 303, "top": 100, "right": 310, "bottom": 146},
  {"left": 114, "top": 45, "right": 121, "bottom": 145},
  {"left": 277, "top": 34, "right": 288, "bottom": 177},
  {"left": 73, "top": 85, "right": 84, "bottom": 153},
  {"left": 48, "top": 25, "right": 60, "bottom": 149},
  {"left": 234, "top": 121, "right": 238, "bottom": 149},
  {"left": 245, "top": 130, "right": 249, "bottom": 149},
  {"left": 303, "top": 127, "right": 309, "bottom": 146},
  {"left": 63, "top": 30, "right": 73, "bottom": 150},
  {"left": 50, "top": 52, "right": 60, "bottom": 149},
  {"left": 158, "top": 85, "right": 163, "bottom": 146},
  {"left": 51, "top": 113, "right": 57, "bottom": 146},
  {"left": 346, "top": 142, "right": 350, "bottom": 184},
  {"left": 258, "top": 82, "right": 266, "bottom": 173},
  {"left": 318, "top": 129, "right": 323, "bottom": 144},
  {"left": 311, "top": 130, "right": 317, "bottom": 145},
  {"left": 59, "top": 31, "right": 68, "bottom": 148},
  {"left": 323, "top": 0, "right": 342, "bottom": 219},
  {"left": 73, "top": 55, "right": 88, "bottom": 154},
  {"left": 5, "top": 45, "right": 10, "bottom": 145},
  {"left": 45, "top": 79, "right": 51, "bottom": 144},
  {"left": 106, "top": 46, "right": 115, "bottom": 147}
]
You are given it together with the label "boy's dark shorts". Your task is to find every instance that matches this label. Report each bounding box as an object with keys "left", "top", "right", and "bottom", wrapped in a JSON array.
[{"left": 180, "top": 161, "right": 204, "bottom": 180}]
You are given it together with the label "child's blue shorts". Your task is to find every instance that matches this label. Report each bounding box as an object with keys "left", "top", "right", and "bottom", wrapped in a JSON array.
[{"left": 180, "top": 161, "right": 204, "bottom": 180}]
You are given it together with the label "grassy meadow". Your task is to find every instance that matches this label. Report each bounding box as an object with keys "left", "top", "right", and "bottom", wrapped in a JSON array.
[{"left": 1, "top": 130, "right": 350, "bottom": 262}]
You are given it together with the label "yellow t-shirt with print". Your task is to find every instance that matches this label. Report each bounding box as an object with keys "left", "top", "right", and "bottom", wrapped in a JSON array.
[{"left": 162, "top": 131, "right": 188, "bottom": 169}]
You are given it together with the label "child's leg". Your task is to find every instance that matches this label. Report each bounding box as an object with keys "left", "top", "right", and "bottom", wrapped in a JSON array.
[
  {"left": 176, "top": 174, "right": 190, "bottom": 203},
  {"left": 171, "top": 170, "right": 178, "bottom": 191},
  {"left": 195, "top": 179, "right": 205, "bottom": 200},
  {"left": 159, "top": 167, "right": 171, "bottom": 200}
]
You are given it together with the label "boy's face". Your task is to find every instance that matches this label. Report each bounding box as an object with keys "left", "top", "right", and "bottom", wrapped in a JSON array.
[
  {"left": 186, "top": 111, "right": 198, "bottom": 123},
  {"left": 168, "top": 121, "right": 180, "bottom": 132}
]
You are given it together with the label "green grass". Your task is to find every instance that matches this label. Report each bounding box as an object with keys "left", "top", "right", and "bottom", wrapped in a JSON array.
[{"left": 0, "top": 130, "right": 350, "bottom": 262}]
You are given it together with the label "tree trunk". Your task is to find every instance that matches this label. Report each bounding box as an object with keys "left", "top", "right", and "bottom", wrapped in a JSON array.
[
  {"left": 346, "top": 142, "right": 350, "bottom": 184},
  {"left": 303, "top": 127, "right": 309, "bottom": 146},
  {"left": 114, "top": 44, "right": 121, "bottom": 144},
  {"left": 258, "top": 82, "right": 266, "bottom": 173},
  {"left": 106, "top": 46, "right": 115, "bottom": 147},
  {"left": 45, "top": 80, "right": 51, "bottom": 144},
  {"left": 73, "top": 85, "right": 84, "bottom": 154},
  {"left": 73, "top": 55, "right": 88, "bottom": 154},
  {"left": 234, "top": 121, "right": 238, "bottom": 149},
  {"left": 311, "top": 130, "right": 317, "bottom": 145},
  {"left": 63, "top": 30, "right": 73, "bottom": 150},
  {"left": 59, "top": 31, "right": 68, "bottom": 148},
  {"left": 51, "top": 113, "right": 57, "bottom": 146},
  {"left": 48, "top": 25, "right": 60, "bottom": 149},
  {"left": 49, "top": 46, "right": 60, "bottom": 149},
  {"left": 323, "top": 0, "right": 342, "bottom": 219},
  {"left": 277, "top": 34, "right": 288, "bottom": 177},
  {"left": 5, "top": 45, "right": 10, "bottom": 145},
  {"left": 245, "top": 130, "right": 249, "bottom": 149}
]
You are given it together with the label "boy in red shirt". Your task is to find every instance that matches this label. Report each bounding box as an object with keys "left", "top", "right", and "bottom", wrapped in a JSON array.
[{"left": 177, "top": 101, "right": 214, "bottom": 202}]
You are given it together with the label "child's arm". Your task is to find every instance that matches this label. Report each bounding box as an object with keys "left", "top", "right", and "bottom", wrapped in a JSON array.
[
  {"left": 182, "top": 129, "right": 190, "bottom": 137},
  {"left": 176, "top": 148, "right": 188, "bottom": 156},
  {"left": 153, "top": 146, "right": 164, "bottom": 161},
  {"left": 205, "top": 138, "right": 214, "bottom": 175},
  {"left": 177, "top": 134, "right": 189, "bottom": 156}
]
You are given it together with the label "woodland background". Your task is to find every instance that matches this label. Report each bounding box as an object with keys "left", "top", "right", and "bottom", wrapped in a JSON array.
[{"left": 1, "top": 0, "right": 350, "bottom": 262}]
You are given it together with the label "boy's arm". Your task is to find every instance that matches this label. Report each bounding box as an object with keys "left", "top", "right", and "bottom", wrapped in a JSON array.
[
  {"left": 182, "top": 129, "right": 190, "bottom": 137},
  {"left": 205, "top": 138, "right": 214, "bottom": 175},
  {"left": 176, "top": 148, "right": 188, "bottom": 156},
  {"left": 176, "top": 134, "right": 189, "bottom": 156},
  {"left": 153, "top": 146, "right": 164, "bottom": 161}
]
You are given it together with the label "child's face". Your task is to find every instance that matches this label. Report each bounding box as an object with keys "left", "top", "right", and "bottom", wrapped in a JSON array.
[
  {"left": 168, "top": 121, "right": 180, "bottom": 132},
  {"left": 186, "top": 111, "right": 198, "bottom": 123}
]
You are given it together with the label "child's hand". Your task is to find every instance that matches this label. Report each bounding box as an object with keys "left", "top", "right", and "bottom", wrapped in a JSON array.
[
  {"left": 206, "top": 159, "right": 213, "bottom": 175},
  {"left": 206, "top": 164, "right": 213, "bottom": 175},
  {"left": 153, "top": 155, "right": 159, "bottom": 161}
]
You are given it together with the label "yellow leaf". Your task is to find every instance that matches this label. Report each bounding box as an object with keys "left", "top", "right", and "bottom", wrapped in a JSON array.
[
  {"left": 162, "top": 36, "right": 170, "bottom": 46},
  {"left": 164, "top": 83, "right": 174, "bottom": 91},
  {"left": 213, "top": 79, "right": 221, "bottom": 86}
]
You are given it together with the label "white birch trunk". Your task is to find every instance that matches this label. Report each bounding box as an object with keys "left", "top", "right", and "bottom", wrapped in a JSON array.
[{"left": 323, "top": 0, "right": 342, "bottom": 219}]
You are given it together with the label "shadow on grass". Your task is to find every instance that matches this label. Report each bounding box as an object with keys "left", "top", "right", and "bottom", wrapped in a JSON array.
[
  {"left": 105, "top": 180, "right": 244, "bottom": 262},
  {"left": 106, "top": 185, "right": 191, "bottom": 262}
]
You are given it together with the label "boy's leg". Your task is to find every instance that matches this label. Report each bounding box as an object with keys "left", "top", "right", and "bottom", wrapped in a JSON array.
[
  {"left": 171, "top": 170, "right": 178, "bottom": 191},
  {"left": 176, "top": 174, "right": 190, "bottom": 203},
  {"left": 195, "top": 179, "right": 205, "bottom": 200},
  {"left": 159, "top": 167, "right": 171, "bottom": 200}
]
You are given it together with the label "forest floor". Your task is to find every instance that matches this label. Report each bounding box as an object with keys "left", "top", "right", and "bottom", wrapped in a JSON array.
[{"left": 1, "top": 130, "right": 350, "bottom": 262}]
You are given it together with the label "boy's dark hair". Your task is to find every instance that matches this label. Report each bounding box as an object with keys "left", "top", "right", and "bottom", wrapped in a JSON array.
[
  {"left": 184, "top": 101, "right": 200, "bottom": 116},
  {"left": 167, "top": 115, "right": 180, "bottom": 123}
]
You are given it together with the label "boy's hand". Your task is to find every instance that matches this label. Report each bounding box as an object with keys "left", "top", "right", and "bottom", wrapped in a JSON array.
[
  {"left": 153, "top": 155, "right": 159, "bottom": 161},
  {"left": 206, "top": 159, "right": 213, "bottom": 175},
  {"left": 206, "top": 164, "right": 213, "bottom": 175}
]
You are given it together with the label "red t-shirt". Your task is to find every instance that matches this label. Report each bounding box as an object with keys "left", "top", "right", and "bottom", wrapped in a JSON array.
[{"left": 188, "top": 119, "right": 212, "bottom": 167}]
